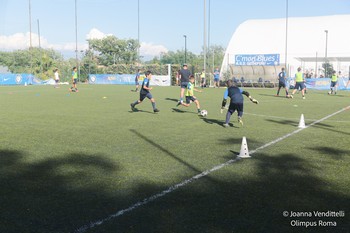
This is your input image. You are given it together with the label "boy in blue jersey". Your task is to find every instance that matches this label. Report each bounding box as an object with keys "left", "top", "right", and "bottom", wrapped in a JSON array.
[
  {"left": 213, "top": 67, "right": 220, "bottom": 88},
  {"left": 130, "top": 71, "right": 159, "bottom": 113},
  {"left": 176, "top": 75, "right": 202, "bottom": 114},
  {"left": 221, "top": 80, "right": 258, "bottom": 127},
  {"left": 134, "top": 69, "right": 141, "bottom": 92}
]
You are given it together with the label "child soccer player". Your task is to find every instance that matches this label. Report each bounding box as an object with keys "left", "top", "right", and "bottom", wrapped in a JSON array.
[
  {"left": 134, "top": 69, "right": 141, "bottom": 92},
  {"left": 69, "top": 67, "right": 78, "bottom": 92},
  {"left": 328, "top": 70, "right": 338, "bottom": 95},
  {"left": 130, "top": 70, "right": 159, "bottom": 113},
  {"left": 221, "top": 80, "right": 258, "bottom": 127},
  {"left": 176, "top": 75, "right": 202, "bottom": 114}
]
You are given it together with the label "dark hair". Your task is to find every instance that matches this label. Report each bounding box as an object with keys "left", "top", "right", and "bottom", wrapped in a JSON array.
[
  {"left": 73, "top": 67, "right": 77, "bottom": 70},
  {"left": 145, "top": 70, "right": 152, "bottom": 77},
  {"left": 189, "top": 74, "right": 194, "bottom": 79},
  {"left": 227, "top": 80, "right": 232, "bottom": 87}
]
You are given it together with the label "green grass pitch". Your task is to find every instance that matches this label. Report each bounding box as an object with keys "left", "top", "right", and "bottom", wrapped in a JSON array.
[{"left": 0, "top": 84, "right": 349, "bottom": 233}]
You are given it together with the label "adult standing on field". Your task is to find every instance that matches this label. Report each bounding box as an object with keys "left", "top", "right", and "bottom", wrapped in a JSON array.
[
  {"left": 275, "top": 67, "right": 289, "bottom": 97},
  {"left": 69, "top": 67, "right": 78, "bottom": 92},
  {"left": 178, "top": 64, "right": 191, "bottom": 104},
  {"left": 290, "top": 67, "right": 305, "bottom": 99},
  {"left": 200, "top": 69, "right": 206, "bottom": 88}
]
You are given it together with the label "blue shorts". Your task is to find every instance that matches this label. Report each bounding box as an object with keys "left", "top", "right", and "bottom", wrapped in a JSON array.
[
  {"left": 295, "top": 82, "right": 305, "bottom": 90},
  {"left": 331, "top": 81, "right": 337, "bottom": 87},
  {"left": 279, "top": 82, "right": 286, "bottom": 88},
  {"left": 181, "top": 82, "right": 189, "bottom": 88},
  {"left": 228, "top": 102, "right": 243, "bottom": 116},
  {"left": 73, "top": 79, "right": 77, "bottom": 84},
  {"left": 140, "top": 92, "right": 153, "bottom": 101},
  {"left": 214, "top": 78, "right": 219, "bottom": 82},
  {"left": 185, "top": 96, "right": 197, "bottom": 104}
]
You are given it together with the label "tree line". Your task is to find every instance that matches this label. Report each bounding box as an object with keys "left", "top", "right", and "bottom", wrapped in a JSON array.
[{"left": 0, "top": 35, "right": 225, "bottom": 82}]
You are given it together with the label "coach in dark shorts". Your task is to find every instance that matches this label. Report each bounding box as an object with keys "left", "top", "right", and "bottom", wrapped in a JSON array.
[{"left": 178, "top": 64, "right": 191, "bottom": 103}]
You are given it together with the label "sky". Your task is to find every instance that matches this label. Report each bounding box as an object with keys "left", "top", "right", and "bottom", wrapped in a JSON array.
[{"left": 0, "top": 0, "right": 349, "bottom": 60}]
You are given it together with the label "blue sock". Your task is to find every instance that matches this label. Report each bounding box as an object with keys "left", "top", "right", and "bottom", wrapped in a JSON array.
[{"left": 225, "top": 111, "right": 232, "bottom": 124}]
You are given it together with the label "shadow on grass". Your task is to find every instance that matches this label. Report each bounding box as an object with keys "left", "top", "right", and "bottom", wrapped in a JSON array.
[
  {"left": 129, "top": 108, "right": 155, "bottom": 114},
  {"left": 308, "top": 146, "right": 350, "bottom": 160},
  {"left": 0, "top": 149, "right": 121, "bottom": 233},
  {"left": 165, "top": 98, "right": 179, "bottom": 102},
  {"left": 129, "top": 129, "right": 217, "bottom": 183},
  {"left": 200, "top": 117, "right": 241, "bottom": 128},
  {"left": 103, "top": 153, "right": 349, "bottom": 233},
  {"left": 311, "top": 123, "right": 350, "bottom": 136},
  {"left": 171, "top": 108, "right": 197, "bottom": 114},
  {"left": 1, "top": 149, "right": 349, "bottom": 233},
  {"left": 265, "top": 118, "right": 299, "bottom": 127}
]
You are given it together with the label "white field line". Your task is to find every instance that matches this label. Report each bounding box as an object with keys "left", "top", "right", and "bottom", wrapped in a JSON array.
[{"left": 75, "top": 105, "right": 350, "bottom": 233}]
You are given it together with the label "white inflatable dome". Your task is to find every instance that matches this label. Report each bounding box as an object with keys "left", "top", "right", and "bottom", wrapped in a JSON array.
[{"left": 221, "top": 14, "right": 350, "bottom": 79}]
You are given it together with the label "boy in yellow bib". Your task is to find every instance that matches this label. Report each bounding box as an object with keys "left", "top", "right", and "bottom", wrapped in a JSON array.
[
  {"left": 290, "top": 67, "right": 306, "bottom": 99},
  {"left": 176, "top": 75, "right": 202, "bottom": 114}
]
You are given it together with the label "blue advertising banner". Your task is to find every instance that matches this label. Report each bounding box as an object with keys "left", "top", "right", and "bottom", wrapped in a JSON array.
[
  {"left": 287, "top": 77, "right": 348, "bottom": 90},
  {"left": 0, "top": 74, "right": 42, "bottom": 85},
  {"left": 88, "top": 74, "right": 138, "bottom": 85},
  {"left": 235, "top": 54, "right": 280, "bottom": 66},
  {"left": 88, "top": 74, "right": 171, "bottom": 86}
]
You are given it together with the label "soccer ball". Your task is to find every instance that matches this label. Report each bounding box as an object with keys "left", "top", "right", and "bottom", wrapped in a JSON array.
[{"left": 200, "top": 110, "right": 208, "bottom": 117}]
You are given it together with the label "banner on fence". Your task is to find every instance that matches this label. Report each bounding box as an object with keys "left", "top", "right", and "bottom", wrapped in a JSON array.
[
  {"left": 88, "top": 74, "right": 171, "bottom": 86},
  {"left": 0, "top": 74, "right": 42, "bottom": 85},
  {"left": 287, "top": 77, "right": 348, "bottom": 90}
]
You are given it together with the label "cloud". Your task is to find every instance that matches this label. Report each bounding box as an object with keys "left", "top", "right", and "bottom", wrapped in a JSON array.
[
  {"left": 140, "top": 42, "right": 168, "bottom": 57},
  {"left": 0, "top": 32, "right": 31, "bottom": 50},
  {"left": 0, "top": 28, "right": 168, "bottom": 59},
  {"left": 0, "top": 32, "right": 87, "bottom": 52},
  {"left": 86, "top": 28, "right": 111, "bottom": 40}
]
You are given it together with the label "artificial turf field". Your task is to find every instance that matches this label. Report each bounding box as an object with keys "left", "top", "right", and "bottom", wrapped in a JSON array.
[{"left": 0, "top": 84, "right": 349, "bottom": 233}]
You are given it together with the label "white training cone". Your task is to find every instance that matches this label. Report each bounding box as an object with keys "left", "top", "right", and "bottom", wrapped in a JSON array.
[
  {"left": 238, "top": 136, "right": 251, "bottom": 158},
  {"left": 298, "top": 114, "right": 306, "bottom": 128}
]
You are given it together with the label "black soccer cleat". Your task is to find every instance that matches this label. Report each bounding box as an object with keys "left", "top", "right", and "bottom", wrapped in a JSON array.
[{"left": 153, "top": 109, "right": 160, "bottom": 113}]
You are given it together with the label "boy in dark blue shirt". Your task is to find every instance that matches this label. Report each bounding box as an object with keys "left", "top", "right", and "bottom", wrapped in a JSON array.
[
  {"left": 130, "top": 71, "right": 159, "bottom": 113},
  {"left": 221, "top": 80, "right": 258, "bottom": 127}
]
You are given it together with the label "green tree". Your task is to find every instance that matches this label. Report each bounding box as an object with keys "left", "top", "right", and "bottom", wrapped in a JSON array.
[
  {"left": 88, "top": 36, "right": 139, "bottom": 66},
  {"left": 322, "top": 62, "right": 334, "bottom": 78},
  {"left": 0, "top": 48, "right": 64, "bottom": 80}
]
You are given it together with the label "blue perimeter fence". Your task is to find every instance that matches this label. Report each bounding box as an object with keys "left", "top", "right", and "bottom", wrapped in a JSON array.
[{"left": 0, "top": 73, "right": 349, "bottom": 90}]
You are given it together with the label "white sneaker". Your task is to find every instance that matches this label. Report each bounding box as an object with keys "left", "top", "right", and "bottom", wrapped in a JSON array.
[{"left": 223, "top": 123, "right": 229, "bottom": 128}]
